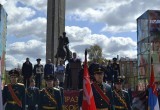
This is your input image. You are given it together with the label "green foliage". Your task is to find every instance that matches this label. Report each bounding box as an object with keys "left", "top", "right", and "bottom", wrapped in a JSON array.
[{"left": 87, "top": 44, "right": 104, "bottom": 63}]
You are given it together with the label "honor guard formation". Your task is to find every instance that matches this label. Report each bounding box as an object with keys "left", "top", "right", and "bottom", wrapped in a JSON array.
[{"left": 2, "top": 52, "right": 134, "bottom": 110}]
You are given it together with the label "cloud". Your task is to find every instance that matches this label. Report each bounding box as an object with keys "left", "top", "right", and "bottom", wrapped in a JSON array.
[
  {"left": 20, "top": 0, "right": 47, "bottom": 11},
  {"left": 66, "top": 0, "right": 160, "bottom": 33},
  {"left": 66, "top": 26, "right": 137, "bottom": 59},
  {"left": 8, "top": 17, "right": 47, "bottom": 41},
  {"left": 6, "top": 55, "right": 21, "bottom": 70},
  {"left": 7, "top": 39, "right": 45, "bottom": 58},
  {"left": 4, "top": 0, "right": 139, "bottom": 70},
  {"left": 6, "top": 39, "right": 46, "bottom": 70},
  {"left": 0, "top": 0, "right": 7, "bottom": 5},
  {"left": 3, "top": 0, "right": 36, "bottom": 24}
]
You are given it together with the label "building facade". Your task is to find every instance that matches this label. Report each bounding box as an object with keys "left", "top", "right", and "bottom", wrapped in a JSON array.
[
  {"left": 137, "top": 10, "right": 160, "bottom": 91},
  {"left": 119, "top": 57, "right": 138, "bottom": 90},
  {"left": 0, "top": 4, "right": 7, "bottom": 74}
]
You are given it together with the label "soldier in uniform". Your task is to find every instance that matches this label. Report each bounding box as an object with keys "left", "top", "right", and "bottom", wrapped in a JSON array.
[
  {"left": 54, "top": 78, "right": 64, "bottom": 105},
  {"left": 33, "top": 58, "right": 43, "bottom": 89},
  {"left": 112, "top": 76, "right": 131, "bottom": 110},
  {"left": 91, "top": 67, "right": 113, "bottom": 110},
  {"left": 112, "top": 57, "right": 120, "bottom": 81},
  {"left": 89, "top": 58, "right": 100, "bottom": 81},
  {"left": 26, "top": 79, "right": 39, "bottom": 110},
  {"left": 2, "top": 69, "right": 25, "bottom": 110},
  {"left": 39, "top": 75, "right": 62, "bottom": 110}
]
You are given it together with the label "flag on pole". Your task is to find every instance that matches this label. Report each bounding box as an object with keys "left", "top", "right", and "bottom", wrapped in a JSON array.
[
  {"left": 148, "top": 64, "right": 159, "bottom": 110},
  {"left": 0, "top": 57, "right": 3, "bottom": 110},
  {"left": 82, "top": 50, "right": 96, "bottom": 110}
]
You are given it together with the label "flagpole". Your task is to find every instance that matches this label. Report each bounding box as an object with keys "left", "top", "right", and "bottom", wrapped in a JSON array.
[{"left": 0, "top": 57, "right": 3, "bottom": 110}]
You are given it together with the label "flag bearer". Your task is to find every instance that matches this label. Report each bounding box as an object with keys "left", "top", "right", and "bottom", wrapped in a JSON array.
[{"left": 92, "top": 67, "right": 113, "bottom": 110}]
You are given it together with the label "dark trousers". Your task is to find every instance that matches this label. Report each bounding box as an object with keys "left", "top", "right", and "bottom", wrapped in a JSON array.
[
  {"left": 66, "top": 74, "right": 72, "bottom": 89},
  {"left": 23, "top": 77, "right": 31, "bottom": 88},
  {"left": 28, "top": 106, "right": 37, "bottom": 110},
  {"left": 5, "top": 103, "right": 22, "bottom": 110},
  {"left": 35, "top": 74, "right": 41, "bottom": 89}
]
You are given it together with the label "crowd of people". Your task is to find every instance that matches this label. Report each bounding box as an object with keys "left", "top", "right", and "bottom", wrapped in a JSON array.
[{"left": 2, "top": 52, "right": 133, "bottom": 110}]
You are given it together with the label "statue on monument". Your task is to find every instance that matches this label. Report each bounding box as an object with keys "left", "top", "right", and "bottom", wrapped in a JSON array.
[{"left": 55, "top": 32, "right": 72, "bottom": 62}]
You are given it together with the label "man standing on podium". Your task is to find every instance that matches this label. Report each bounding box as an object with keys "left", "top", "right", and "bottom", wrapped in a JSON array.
[
  {"left": 68, "top": 52, "right": 81, "bottom": 90},
  {"left": 33, "top": 58, "right": 43, "bottom": 89}
]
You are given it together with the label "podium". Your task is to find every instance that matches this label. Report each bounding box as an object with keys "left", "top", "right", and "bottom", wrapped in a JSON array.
[{"left": 70, "top": 62, "right": 81, "bottom": 89}]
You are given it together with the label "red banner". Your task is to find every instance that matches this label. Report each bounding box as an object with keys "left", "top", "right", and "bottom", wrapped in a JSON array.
[{"left": 64, "top": 90, "right": 79, "bottom": 110}]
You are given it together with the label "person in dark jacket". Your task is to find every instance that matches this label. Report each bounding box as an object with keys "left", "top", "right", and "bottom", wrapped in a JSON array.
[
  {"left": 44, "top": 59, "right": 54, "bottom": 77},
  {"left": 22, "top": 57, "right": 33, "bottom": 88},
  {"left": 26, "top": 79, "right": 39, "bottom": 110},
  {"left": 111, "top": 57, "right": 120, "bottom": 81}
]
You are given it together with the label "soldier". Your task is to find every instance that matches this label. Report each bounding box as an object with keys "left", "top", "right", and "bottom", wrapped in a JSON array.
[
  {"left": 89, "top": 58, "right": 100, "bottom": 81},
  {"left": 106, "top": 60, "right": 113, "bottom": 83},
  {"left": 78, "top": 67, "right": 113, "bottom": 110},
  {"left": 39, "top": 75, "right": 62, "bottom": 110},
  {"left": 112, "top": 76, "right": 131, "bottom": 110},
  {"left": 26, "top": 79, "right": 39, "bottom": 110},
  {"left": 2, "top": 69, "right": 25, "bottom": 110},
  {"left": 112, "top": 57, "right": 120, "bottom": 81},
  {"left": 22, "top": 57, "right": 33, "bottom": 88},
  {"left": 54, "top": 78, "right": 64, "bottom": 105},
  {"left": 91, "top": 67, "right": 113, "bottom": 110},
  {"left": 33, "top": 58, "right": 43, "bottom": 89}
]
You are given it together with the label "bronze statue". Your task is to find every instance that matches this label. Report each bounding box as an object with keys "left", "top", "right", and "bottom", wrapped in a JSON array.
[{"left": 55, "top": 32, "right": 72, "bottom": 62}]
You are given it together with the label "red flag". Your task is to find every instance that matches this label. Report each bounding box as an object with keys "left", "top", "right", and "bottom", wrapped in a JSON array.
[
  {"left": 148, "top": 64, "right": 159, "bottom": 110},
  {"left": 82, "top": 50, "right": 96, "bottom": 110},
  {"left": 149, "top": 64, "right": 157, "bottom": 95}
]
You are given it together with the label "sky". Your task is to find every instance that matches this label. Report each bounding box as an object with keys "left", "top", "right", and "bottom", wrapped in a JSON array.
[{"left": 1, "top": 0, "right": 160, "bottom": 70}]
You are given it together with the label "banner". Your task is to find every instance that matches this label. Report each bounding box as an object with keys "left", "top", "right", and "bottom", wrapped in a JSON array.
[
  {"left": 64, "top": 90, "right": 79, "bottom": 110},
  {"left": 0, "top": 57, "right": 3, "bottom": 110}
]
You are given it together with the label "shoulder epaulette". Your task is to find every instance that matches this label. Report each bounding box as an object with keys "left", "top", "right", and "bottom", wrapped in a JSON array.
[
  {"left": 5, "top": 84, "right": 8, "bottom": 87},
  {"left": 41, "top": 88, "right": 45, "bottom": 92},
  {"left": 53, "top": 87, "right": 60, "bottom": 91},
  {"left": 17, "top": 83, "right": 24, "bottom": 86},
  {"left": 122, "top": 90, "right": 128, "bottom": 93}
]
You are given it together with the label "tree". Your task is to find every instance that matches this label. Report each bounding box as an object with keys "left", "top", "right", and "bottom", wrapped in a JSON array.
[{"left": 88, "top": 44, "right": 102, "bottom": 62}]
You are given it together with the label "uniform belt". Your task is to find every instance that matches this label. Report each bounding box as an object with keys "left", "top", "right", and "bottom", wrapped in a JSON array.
[
  {"left": 7, "top": 101, "right": 17, "bottom": 105},
  {"left": 42, "top": 106, "right": 56, "bottom": 109},
  {"left": 97, "top": 108, "right": 108, "bottom": 110},
  {"left": 114, "top": 105, "right": 125, "bottom": 109}
]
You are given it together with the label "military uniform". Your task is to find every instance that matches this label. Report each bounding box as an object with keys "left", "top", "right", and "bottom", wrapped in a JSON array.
[
  {"left": 2, "top": 69, "right": 25, "bottom": 110},
  {"left": 92, "top": 82, "right": 113, "bottom": 110},
  {"left": 33, "top": 58, "right": 43, "bottom": 89},
  {"left": 112, "top": 77, "right": 131, "bottom": 110},
  {"left": 111, "top": 58, "right": 120, "bottom": 81},
  {"left": 39, "top": 75, "right": 62, "bottom": 110},
  {"left": 78, "top": 66, "right": 113, "bottom": 110},
  {"left": 26, "top": 86, "right": 39, "bottom": 110}
]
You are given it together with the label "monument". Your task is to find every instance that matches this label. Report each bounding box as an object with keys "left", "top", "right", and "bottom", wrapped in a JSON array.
[{"left": 46, "top": 0, "right": 65, "bottom": 63}]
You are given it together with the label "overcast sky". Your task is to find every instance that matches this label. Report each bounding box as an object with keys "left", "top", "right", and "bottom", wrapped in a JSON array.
[{"left": 1, "top": 0, "right": 160, "bottom": 70}]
